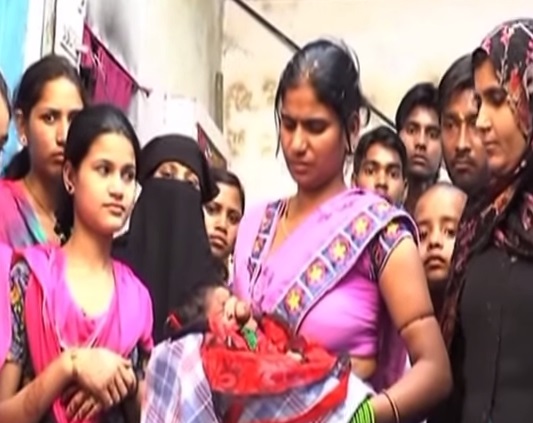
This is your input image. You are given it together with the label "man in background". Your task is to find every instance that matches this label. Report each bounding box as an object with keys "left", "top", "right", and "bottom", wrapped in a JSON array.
[
  {"left": 352, "top": 125, "right": 408, "bottom": 205},
  {"left": 438, "top": 54, "right": 489, "bottom": 197},
  {"left": 396, "top": 83, "right": 442, "bottom": 213}
]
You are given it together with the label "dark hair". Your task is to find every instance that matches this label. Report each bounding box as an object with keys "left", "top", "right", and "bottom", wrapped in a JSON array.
[
  {"left": 54, "top": 104, "right": 141, "bottom": 242},
  {"left": 210, "top": 167, "right": 245, "bottom": 212},
  {"left": 0, "top": 70, "right": 11, "bottom": 119},
  {"left": 170, "top": 282, "right": 226, "bottom": 328},
  {"left": 353, "top": 125, "right": 408, "bottom": 178},
  {"left": 395, "top": 82, "right": 439, "bottom": 131},
  {"left": 274, "top": 38, "right": 365, "bottom": 153},
  {"left": 4, "top": 55, "right": 88, "bottom": 180},
  {"left": 438, "top": 54, "right": 474, "bottom": 116}
]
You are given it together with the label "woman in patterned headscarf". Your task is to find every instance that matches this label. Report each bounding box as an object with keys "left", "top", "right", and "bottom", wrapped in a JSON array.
[{"left": 431, "top": 18, "right": 533, "bottom": 423}]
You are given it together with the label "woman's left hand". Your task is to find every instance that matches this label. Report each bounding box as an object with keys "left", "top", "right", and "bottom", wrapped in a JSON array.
[{"left": 64, "top": 388, "right": 103, "bottom": 421}]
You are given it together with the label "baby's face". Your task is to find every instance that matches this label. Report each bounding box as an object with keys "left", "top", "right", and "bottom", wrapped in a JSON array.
[{"left": 206, "top": 286, "right": 252, "bottom": 327}]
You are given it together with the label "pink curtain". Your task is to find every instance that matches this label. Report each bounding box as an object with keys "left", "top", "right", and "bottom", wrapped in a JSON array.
[{"left": 81, "top": 24, "right": 135, "bottom": 111}]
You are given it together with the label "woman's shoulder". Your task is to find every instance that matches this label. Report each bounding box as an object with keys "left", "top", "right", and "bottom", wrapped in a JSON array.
[
  {"left": 0, "top": 179, "right": 21, "bottom": 202},
  {"left": 238, "top": 199, "right": 283, "bottom": 233}
]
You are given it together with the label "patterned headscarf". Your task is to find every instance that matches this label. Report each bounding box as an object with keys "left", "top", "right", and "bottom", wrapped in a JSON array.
[{"left": 440, "top": 19, "right": 533, "bottom": 348}]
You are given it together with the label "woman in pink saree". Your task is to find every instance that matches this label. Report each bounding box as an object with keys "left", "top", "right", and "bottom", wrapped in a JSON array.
[
  {"left": 0, "top": 105, "right": 153, "bottom": 423},
  {"left": 231, "top": 38, "right": 451, "bottom": 422}
]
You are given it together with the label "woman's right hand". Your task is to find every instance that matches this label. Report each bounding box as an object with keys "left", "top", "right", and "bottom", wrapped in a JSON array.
[{"left": 66, "top": 348, "right": 137, "bottom": 408}]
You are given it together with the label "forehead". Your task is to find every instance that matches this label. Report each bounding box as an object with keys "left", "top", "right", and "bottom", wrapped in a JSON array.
[
  {"left": 34, "top": 77, "right": 83, "bottom": 110},
  {"left": 85, "top": 132, "right": 135, "bottom": 165},
  {"left": 362, "top": 142, "right": 401, "bottom": 166},
  {"left": 405, "top": 106, "right": 438, "bottom": 127},
  {"left": 209, "top": 286, "right": 231, "bottom": 303},
  {"left": 215, "top": 183, "right": 242, "bottom": 210},
  {"left": 159, "top": 160, "right": 196, "bottom": 174},
  {"left": 443, "top": 89, "right": 477, "bottom": 116},
  {"left": 474, "top": 59, "right": 500, "bottom": 90},
  {"left": 415, "top": 188, "right": 465, "bottom": 220},
  {"left": 281, "top": 81, "right": 334, "bottom": 119}
]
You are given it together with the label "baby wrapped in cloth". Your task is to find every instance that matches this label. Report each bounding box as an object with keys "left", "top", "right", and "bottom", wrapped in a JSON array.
[{"left": 141, "top": 285, "right": 374, "bottom": 423}]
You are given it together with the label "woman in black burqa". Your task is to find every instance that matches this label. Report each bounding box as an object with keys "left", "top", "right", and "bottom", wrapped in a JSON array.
[{"left": 113, "top": 134, "right": 223, "bottom": 343}]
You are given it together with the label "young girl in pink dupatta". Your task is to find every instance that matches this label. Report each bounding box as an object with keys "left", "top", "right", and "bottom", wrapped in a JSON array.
[
  {"left": 231, "top": 38, "right": 451, "bottom": 423},
  {"left": 0, "top": 104, "right": 153, "bottom": 423},
  {"left": 0, "top": 55, "right": 87, "bottom": 247}
]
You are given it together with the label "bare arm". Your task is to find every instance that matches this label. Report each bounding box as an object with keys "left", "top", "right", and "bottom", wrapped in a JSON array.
[
  {"left": 0, "top": 352, "right": 74, "bottom": 423},
  {"left": 0, "top": 258, "right": 76, "bottom": 422},
  {"left": 370, "top": 237, "right": 452, "bottom": 422}
]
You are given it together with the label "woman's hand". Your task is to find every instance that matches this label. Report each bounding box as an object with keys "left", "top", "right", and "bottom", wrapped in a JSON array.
[
  {"left": 63, "top": 388, "right": 102, "bottom": 421},
  {"left": 68, "top": 348, "right": 137, "bottom": 409}
]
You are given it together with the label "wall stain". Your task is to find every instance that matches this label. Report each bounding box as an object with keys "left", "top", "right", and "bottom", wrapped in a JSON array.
[
  {"left": 262, "top": 78, "right": 277, "bottom": 105},
  {"left": 225, "top": 81, "right": 254, "bottom": 113},
  {"left": 227, "top": 128, "right": 246, "bottom": 156}
]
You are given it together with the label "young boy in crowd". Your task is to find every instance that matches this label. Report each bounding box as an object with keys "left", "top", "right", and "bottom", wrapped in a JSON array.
[
  {"left": 414, "top": 182, "right": 466, "bottom": 315},
  {"left": 352, "top": 125, "right": 408, "bottom": 205}
]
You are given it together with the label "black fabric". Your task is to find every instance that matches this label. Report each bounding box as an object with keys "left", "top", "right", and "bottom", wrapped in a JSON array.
[
  {"left": 138, "top": 133, "right": 218, "bottom": 203},
  {"left": 113, "top": 179, "right": 221, "bottom": 343}
]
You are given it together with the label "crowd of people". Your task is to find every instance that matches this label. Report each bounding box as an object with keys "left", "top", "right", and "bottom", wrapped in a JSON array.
[{"left": 0, "top": 15, "right": 531, "bottom": 423}]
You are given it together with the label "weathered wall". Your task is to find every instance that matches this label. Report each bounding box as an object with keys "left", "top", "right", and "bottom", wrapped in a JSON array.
[
  {"left": 223, "top": 0, "right": 532, "bottom": 205},
  {"left": 86, "top": 0, "right": 224, "bottom": 129}
]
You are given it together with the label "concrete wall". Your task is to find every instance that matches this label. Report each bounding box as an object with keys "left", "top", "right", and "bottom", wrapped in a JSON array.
[{"left": 222, "top": 0, "right": 532, "bottom": 205}]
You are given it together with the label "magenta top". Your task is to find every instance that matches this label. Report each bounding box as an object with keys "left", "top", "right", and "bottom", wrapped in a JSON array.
[{"left": 231, "top": 188, "right": 417, "bottom": 391}]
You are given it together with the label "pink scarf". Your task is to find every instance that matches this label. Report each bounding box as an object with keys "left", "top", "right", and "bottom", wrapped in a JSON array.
[
  {"left": 21, "top": 245, "right": 153, "bottom": 423},
  {"left": 0, "top": 243, "right": 13, "bottom": 366}
]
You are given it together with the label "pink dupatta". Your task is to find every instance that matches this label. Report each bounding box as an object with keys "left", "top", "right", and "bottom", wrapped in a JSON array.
[
  {"left": 0, "top": 243, "right": 13, "bottom": 365},
  {"left": 21, "top": 245, "right": 153, "bottom": 423}
]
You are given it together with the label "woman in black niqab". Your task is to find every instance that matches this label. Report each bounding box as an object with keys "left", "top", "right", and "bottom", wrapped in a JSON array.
[{"left": 113, "top": 134, "right": 222, "bottom": 343}]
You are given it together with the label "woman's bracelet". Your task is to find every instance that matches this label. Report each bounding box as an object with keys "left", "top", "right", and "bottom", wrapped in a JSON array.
[
  {"left": 350, "top": 398, "right": 375, "bottom": 423},
  {"left": 382, "top": 390, "right": 400, "bottom": 423}
]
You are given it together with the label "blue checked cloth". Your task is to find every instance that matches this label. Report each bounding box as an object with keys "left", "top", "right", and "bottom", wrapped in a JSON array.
[{"left": 141, "top": 334, "right": 373, "bottom": 423}]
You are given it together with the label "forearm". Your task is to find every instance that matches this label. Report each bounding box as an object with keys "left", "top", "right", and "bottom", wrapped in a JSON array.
[
  {"left": 370, "top": 357, "right": 451, "bottom": 423},
  {"left": 0, "top": 353, "right": 74, "bottom": 423}
]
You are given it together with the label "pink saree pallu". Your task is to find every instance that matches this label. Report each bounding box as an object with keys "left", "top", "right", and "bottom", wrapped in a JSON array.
[
  {"left": 232, "top": 189, "right": 418, "bottom": 392},
  {"left": 21, "top": 245, "right": 153, "bottom": 423},
  {"left": 0, "top": 243, "right": 13, "bottom": 366}
]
